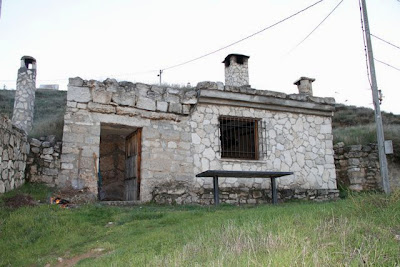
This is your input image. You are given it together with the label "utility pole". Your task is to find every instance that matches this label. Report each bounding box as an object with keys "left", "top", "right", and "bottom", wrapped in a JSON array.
[
  {"left": 360, "top": 0, "right": 390, "bottom": 194},
  {"left": 157, "top": 70, "right": 163, "bottom": 85}
]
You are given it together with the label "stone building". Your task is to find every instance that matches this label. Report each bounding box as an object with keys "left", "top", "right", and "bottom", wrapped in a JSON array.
[{"left": 58, "top": 54, "right": 338, "bottom": 203}]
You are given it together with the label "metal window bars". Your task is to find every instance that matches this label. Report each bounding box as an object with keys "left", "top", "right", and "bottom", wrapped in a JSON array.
[{"left": 218, "top": 116, "right": 266, "bottom": 160}]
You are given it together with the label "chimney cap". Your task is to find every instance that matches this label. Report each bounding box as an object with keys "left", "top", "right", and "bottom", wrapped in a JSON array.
[
  {"left": 20, "top": 56, "right": 36, "bottom": 63},
  {"left": 222, "top": 54, "right": 250, "bottom": 64},
  {"left": 294, "top": 76, "right": 315, "bottom": 85}
]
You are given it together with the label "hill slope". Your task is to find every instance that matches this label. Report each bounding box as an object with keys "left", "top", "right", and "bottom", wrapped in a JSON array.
[
  {"left": 0, "top": 89, "right": 67, "bottom": 140},
  {"left": 333, "top": 104, "right": 400, "bottom": 128}
]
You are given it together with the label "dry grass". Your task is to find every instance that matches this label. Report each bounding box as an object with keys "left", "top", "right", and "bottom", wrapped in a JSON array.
[{"left": 333, "top": 123, "right": 400, "bottom": 161}]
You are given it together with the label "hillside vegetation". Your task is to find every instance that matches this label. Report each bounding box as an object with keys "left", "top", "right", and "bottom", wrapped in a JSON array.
[
  {"left": 333, "top": 104, "right": 400, "bottom": 128},
  {"left": 333, "top": 104, "right": 400, "bottom": 161},
  {"left": 0, "top": 89, "right": 66, "bottom": 140}
]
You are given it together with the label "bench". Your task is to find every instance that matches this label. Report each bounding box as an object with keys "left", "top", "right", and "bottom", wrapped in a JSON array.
[{"left": 196, "top": 170, "right": 293, "bottom": 205}]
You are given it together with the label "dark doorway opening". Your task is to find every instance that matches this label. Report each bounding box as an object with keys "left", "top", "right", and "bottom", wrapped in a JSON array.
[{"left": 99, "top": 124, "right": 141, "bottom": 201}]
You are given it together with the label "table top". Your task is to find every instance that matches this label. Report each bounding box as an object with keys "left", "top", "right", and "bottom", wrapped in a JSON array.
[{"left": 196, "top": 170, "right": 293, "bottom": 178}]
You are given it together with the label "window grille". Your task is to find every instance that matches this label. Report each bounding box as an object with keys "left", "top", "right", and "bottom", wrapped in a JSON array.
[{"left": 219, "top": 116, "right": 266, "bottom": 160}]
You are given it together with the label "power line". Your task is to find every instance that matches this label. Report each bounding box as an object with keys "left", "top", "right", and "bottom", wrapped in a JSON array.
[
  {"left": 371, "top": 34, "right": 400, "bottom": 51},
  {"left": 0, "top": 69, "right": 159, "bottom": 84},
  {"left": 374, "top": 58, "right": 400, "bottom": 72},
  {"left": 2, "top": 0, "right": 325, "bottom": 83},
  {"left": 161, "top": 0, "right": 325, "bottom": 71},
  {"left": 358, "top": 0, "right": 372, "bottom": 86},
  {"left": 289, "top": 0, "right": 344, "bottom": 52},
  {"left": 93, "top": 69, "right": 159, "bottom": 80}
]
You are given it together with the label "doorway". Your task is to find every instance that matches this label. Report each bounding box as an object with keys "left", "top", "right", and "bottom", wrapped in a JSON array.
[
  {"left": 99, "top": 124, "right": 141, "bottom": 201},
  {"left": 125, "top": 129, "right": 142, "bottom": 201}
]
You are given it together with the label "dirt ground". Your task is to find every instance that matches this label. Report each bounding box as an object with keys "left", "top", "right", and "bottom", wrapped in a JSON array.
[{"left": 4, "top": 194, "right": 37, "bottom": 209}]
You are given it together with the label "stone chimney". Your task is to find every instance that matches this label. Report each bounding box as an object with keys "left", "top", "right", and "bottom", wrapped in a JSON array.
[
  {"left": 294, "top": 77, "right": 315, "bottom": 96},
  {"left": 223, "top": 54, "right": 250, "bottom": 87},
  {"left": 12, "top": 56, "right": 37, "bottom": 133}
]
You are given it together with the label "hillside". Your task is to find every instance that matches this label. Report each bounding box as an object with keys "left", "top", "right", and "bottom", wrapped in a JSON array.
[
  {"left": 0, "top": 89, "right": 67, "bottom": 140},
  {"left": 332, "top": 104, "right": 400, "bottom": 162},
  {"left": 333, "top": 104, "right": 400, "bottom": 128}
]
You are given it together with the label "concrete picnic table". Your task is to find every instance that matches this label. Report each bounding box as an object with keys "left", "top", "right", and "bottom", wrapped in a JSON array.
[{"left": 196, "top": 170, "right": 293, "bottom": 205}]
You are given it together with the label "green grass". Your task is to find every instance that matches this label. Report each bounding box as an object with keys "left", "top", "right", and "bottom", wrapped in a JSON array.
[{"left": 0, "top": 184, "right": 399, "bottom": 266}]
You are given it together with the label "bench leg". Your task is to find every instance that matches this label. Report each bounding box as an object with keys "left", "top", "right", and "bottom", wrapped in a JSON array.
[
  {"left": 213, "top": 176, "right": 219, "bottom": 206},
  {"left": 271, "top": 178, "right": 277, "bottom": 204}
]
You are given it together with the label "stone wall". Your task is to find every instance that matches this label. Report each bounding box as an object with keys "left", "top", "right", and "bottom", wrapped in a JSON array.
[
  {"left": 0, "top": 116, "right": 29, "bottom": 193},
  {"left": 59, "top": 77, "right": 198, "bottom": 199},
  {"left": 150, "top": 103, "right": 338, "bottom": 204},
  {"left": 334, "top": 142, "right": 400, "bottom": 191},
  {"left": 25, "top": 135, "right": 62, "bottom": 187},
  {"left": 59, "top": 76, "right": 339, "bottom": 203}
]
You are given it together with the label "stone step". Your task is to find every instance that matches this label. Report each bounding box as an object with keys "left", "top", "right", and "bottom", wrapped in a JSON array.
[{"left": 100, "top": 201, "right": 142, "bottom": 206}]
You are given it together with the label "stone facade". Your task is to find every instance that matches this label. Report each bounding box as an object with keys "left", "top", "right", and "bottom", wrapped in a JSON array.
[
  {"left": 223, "top": 54, "right": 250, "bottom": 87},
  {"left": 25, "top": 136, "right": 62, "bottom": 187},
  {"left": 334, "top": 142, "right": 400, "bottom": 191},
  {"left": 12, "top": 56, "right": 37, "bottom": 133},
  {"left": 58, "top": 74, "right": 339, "bottom": 203},
  {"left": 0, "top": 116, "right": 29, "bottom": 193},
  {"left": 189, "top": 105, "right": 337, "bottom": 204}
]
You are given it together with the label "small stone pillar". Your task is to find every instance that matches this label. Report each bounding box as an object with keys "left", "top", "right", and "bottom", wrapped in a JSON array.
[
  {"left": 294, "top": 77, "right": 315, "bottom": 96},
  {"left": 12, "top": 56, "right": 37, "bottom": 133},
  {"left": 222, "top": 54, "right": 250, "bottom": 87}
]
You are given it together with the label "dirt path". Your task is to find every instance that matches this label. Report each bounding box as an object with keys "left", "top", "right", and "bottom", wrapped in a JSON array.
[{"left": 51, "top": 248, "right": 108, "bottom": 267}]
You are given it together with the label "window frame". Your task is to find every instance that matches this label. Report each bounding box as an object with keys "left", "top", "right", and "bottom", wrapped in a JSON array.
[{"left": 219, "top": 116, "right": 260, "bottom": 160}]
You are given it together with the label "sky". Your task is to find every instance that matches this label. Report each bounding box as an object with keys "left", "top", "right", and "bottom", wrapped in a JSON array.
[{"left": 0, "top": 0, "right": 399, "bottom": 114}]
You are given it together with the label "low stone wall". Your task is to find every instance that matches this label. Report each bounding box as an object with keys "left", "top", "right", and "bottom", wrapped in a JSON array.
[
  {"left": 152, "top": 183, "right": 339, "bottom": 205},
  {"left": 26, "top": 135, "right": 62, "bottom": 187},
  {"left": 0, "top": 116, "right": 29, "bottom": 193},
  {"left": 334, "top": 142, "right": 400, "bottom": 191}
]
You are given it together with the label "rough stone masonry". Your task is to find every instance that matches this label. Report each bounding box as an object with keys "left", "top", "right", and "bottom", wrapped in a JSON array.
[
  {"left": 12, "top": 56, "right": 37, "bottom": 134},
  {"left": 58, "top": 54, "right": 339, "bottom": 204},
  {"left": 0, "top": 116, "right": 29, "bottom": 193}
]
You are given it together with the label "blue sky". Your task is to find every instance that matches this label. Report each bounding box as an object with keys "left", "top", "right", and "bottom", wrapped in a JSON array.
[{"left": 1, "top": 0, "right": 399, "bottom": 114}]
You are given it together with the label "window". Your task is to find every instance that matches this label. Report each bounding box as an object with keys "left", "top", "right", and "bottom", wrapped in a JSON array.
[{"left": 219, "top": 116, "right": 260, "bottom": 160}]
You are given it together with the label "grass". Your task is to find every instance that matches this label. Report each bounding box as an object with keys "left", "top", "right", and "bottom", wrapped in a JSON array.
[
  {"left": 0, "top": 184, "right": 399, "bottom": 266},
  {"left": 333, "top": 123, "right": 400, "bottom": 161},
  {"left": 333, "top": 104, "right": 400, "bottom": 128}
]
